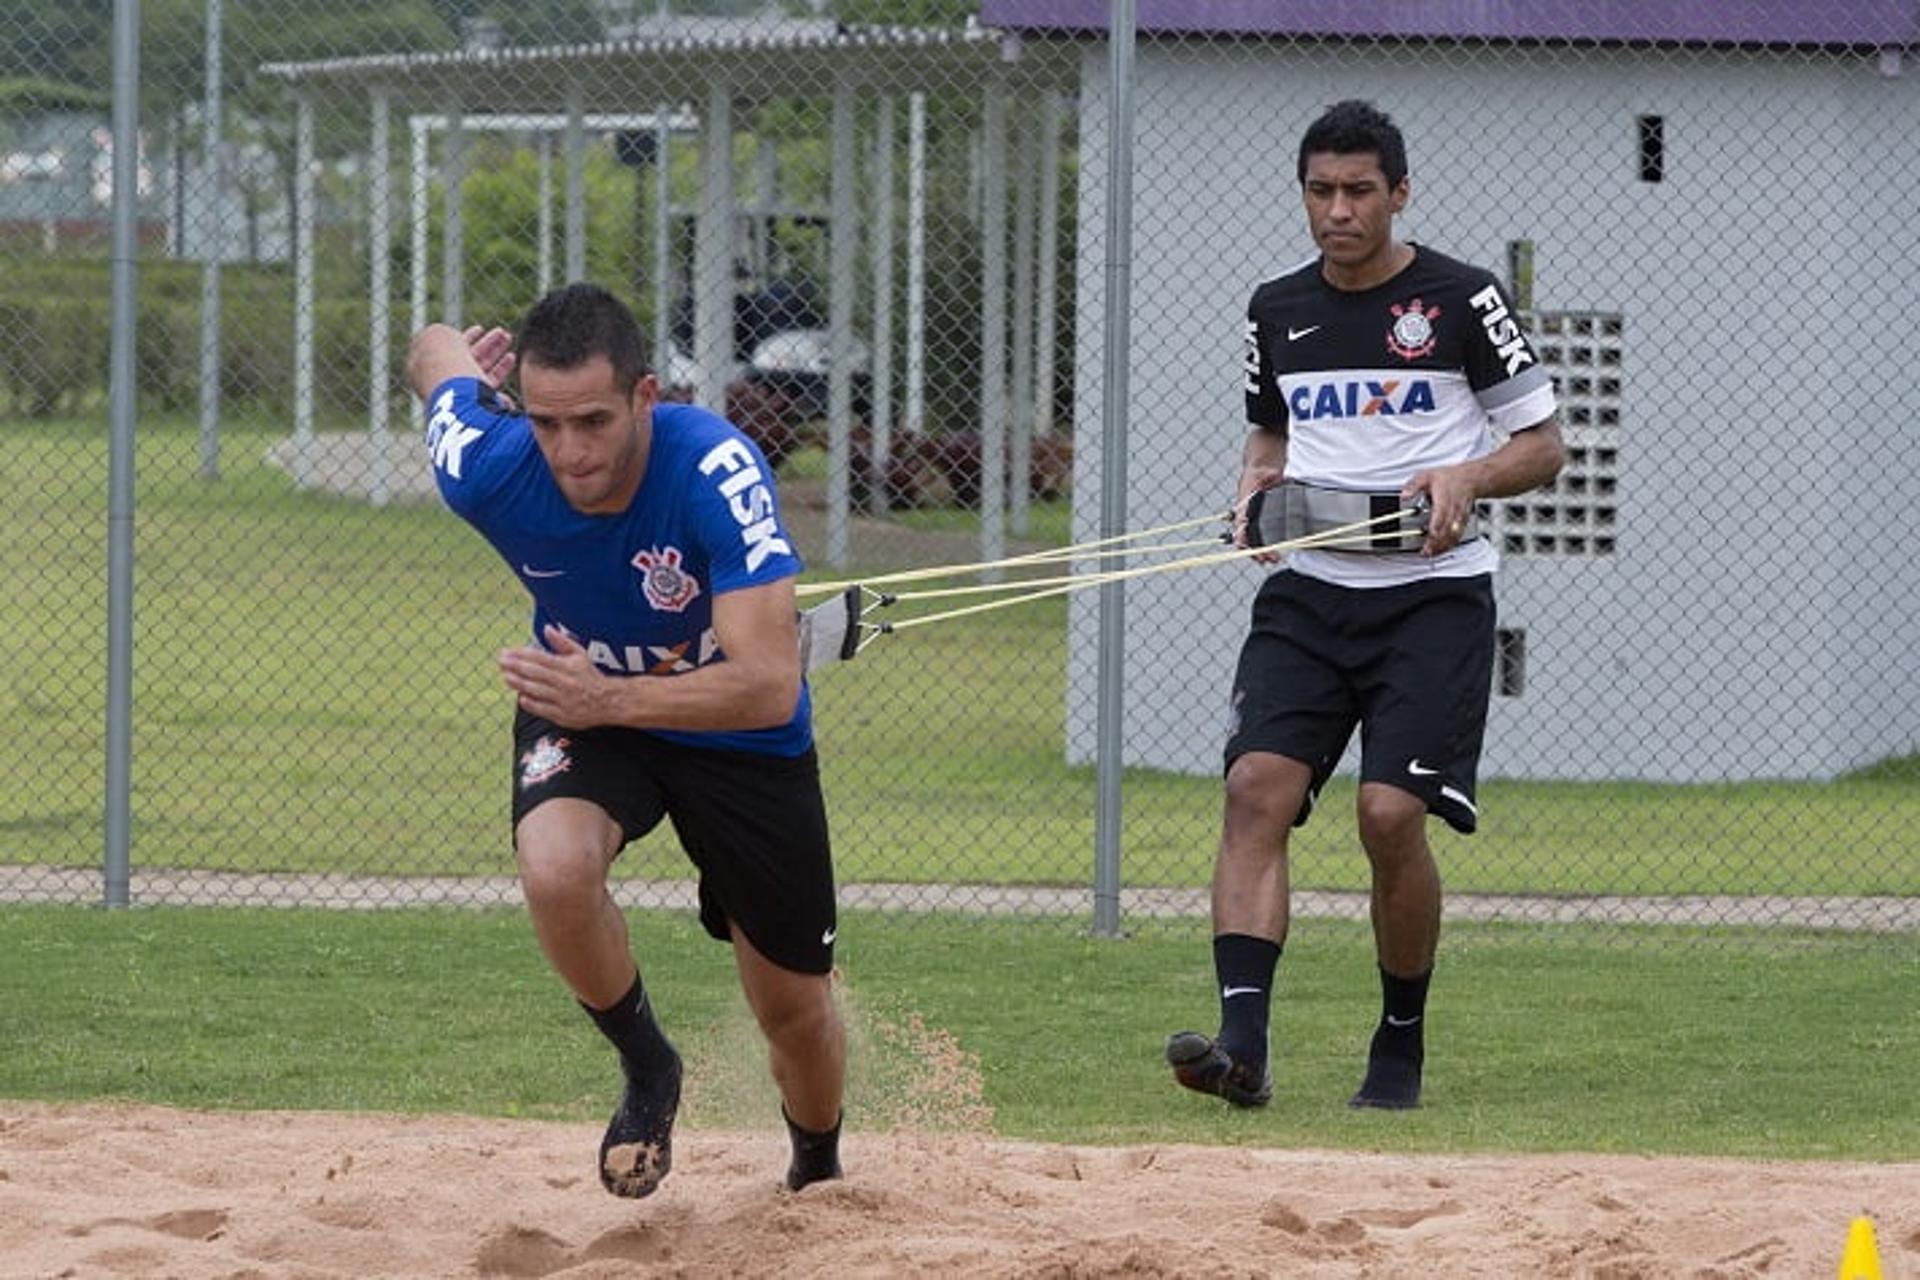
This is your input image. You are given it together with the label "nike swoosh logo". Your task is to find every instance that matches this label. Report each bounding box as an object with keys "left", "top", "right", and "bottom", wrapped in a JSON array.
[
  {"left": 1287, "top": 325, "right": 1322, "bottom": 341},
  {"left": 1222, "top": 985, "right": 1263, "bottom": 998},
  {"left": 1385, "top": 1014, "right": 1422, "bottom": 1027},
  {"left": 521, "top": 565, "right": 566, "bottom": 579},
  {"left": 1406, "top": 760, "right": 1439, "bottom": 777},
  {"left": 820, "top": 927, "right": 837, "bottom": 946}
]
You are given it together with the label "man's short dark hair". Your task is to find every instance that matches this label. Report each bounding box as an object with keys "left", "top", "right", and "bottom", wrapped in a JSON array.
[
  {"left": 515, "top": 283, "right": 653, "bottom": 393},
  {"left": 1296, "top": 99, "right": 1408, "bottom": 188}
]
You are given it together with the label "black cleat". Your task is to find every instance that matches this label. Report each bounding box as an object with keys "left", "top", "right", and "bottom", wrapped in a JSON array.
[
  {"left": 1348, "top": 1033, "right": 1423, "bottom": 1110},
  {"left": 598, "top": 1050, "right": 683, "bottom": 1198},
  {"left": 1165, "top": 1031, "right": 1272, "bottom": 1108},
  {"left": 783, "top": 1110, "right": 844, "bottom": 1192}
]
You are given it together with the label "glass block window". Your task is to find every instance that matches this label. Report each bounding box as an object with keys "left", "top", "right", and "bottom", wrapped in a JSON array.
[{"left": 1482, "top": 311, "right": 1622, "bottom": 557}]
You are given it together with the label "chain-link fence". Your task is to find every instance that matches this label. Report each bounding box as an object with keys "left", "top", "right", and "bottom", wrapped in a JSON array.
[{"left": 1, "top": 1, "right": 1915, "bottom": 940}]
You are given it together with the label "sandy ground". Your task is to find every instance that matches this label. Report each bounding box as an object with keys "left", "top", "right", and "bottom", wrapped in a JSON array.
[{"left": 1, "top": 1101, "right": 1914, "bottom": 1279}]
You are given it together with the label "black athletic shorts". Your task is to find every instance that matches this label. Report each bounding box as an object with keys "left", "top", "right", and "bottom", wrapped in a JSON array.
[
  {"left": 511, "top": 708, "right": 837, "bottom": 974},
  {"left": 1225, "top": 570, "right": 1496, "bottom": 834}
]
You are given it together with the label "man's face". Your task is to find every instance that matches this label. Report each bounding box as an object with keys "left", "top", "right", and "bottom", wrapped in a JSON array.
[
  {"left": 1301, "top": 150, "right": 1408, "bottom": 274},
  {"left": 519, "top": 354, "right": 658, "bottom": 514}
]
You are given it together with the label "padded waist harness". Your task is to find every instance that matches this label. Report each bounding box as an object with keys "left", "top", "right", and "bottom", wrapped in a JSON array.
[{"left": 1244, "top": 481, "right": 1479, "bottom": 553}]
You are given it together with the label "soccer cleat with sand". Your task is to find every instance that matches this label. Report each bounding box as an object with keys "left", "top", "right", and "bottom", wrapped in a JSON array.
[
  {"left": 1165, "top": 1031, "right": 1272, "bottom": 1108},
  {"left": 598, "top": 1050, "right": 683, "bottom": 1198},
  {"left": 783, "top": 1110, "right": 844, "bottom": 1192}
]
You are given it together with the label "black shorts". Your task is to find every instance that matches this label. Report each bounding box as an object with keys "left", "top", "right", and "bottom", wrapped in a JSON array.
[
  {"left": 1225, "top": 570, "right": 1495, "bottom": 834},
  {"left": 511, "top": 709, "right": 837, "bottom": 974}
]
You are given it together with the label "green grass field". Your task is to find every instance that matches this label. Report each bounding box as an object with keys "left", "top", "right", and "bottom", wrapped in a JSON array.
[
  {"left": 2, "top": 412, "right": 1913, "bottom": 1177},
  {"left": 2, "top": 410, "right": 1917, "bottom": 903},
  {"left": 0, "top": 905, "right": 1912, "bottom": 1160}
]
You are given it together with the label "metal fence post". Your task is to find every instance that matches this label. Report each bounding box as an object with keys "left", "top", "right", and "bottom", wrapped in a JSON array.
[
  {"left": 292, "top": 92, "right": 314, "bottom": 488},
  {"left": 977, "top": 75, "right": 1009, "bottom": 575},
  {"left": 103, "top": 0, "right": 142, "bottom": 909},
  {"left": 369, "top": 89, "right": 393, "bottom": 506},
  {"left": 826, "top": 76, "right": 857, "bottom": 569},
  {"left": 695, "top": 81, "right": 733, "bottom": 412},
  {"left": 197, "top": 0, "right": 223, "bottom": 481},
  {"left": 1092, "top": 0, "right": 1137, "bottom": 938}
]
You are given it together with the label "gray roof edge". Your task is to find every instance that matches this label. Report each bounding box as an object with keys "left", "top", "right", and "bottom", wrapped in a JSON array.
[
  {"left": 976, "top": 1, "right": 1920, "bottom": 48},
  {"left": 259, "top": 22, "right": 1003, "bottom": 84}
]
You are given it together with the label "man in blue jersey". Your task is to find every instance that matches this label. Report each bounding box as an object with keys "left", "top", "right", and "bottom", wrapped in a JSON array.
[
  {"left": 406, "top": 283, "right": 844, "bottom": 1198},
  {"left": 1167, "top": 101, "right": 1564, "bottom": 1112}
]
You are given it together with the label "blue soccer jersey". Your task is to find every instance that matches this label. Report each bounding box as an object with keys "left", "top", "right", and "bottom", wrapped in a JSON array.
[{"left": 424, "top": 375, "right": 812, "bottom": 755}]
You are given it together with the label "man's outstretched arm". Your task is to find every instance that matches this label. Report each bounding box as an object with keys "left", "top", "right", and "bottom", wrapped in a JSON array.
[{"left": 406, "top": 323, "right": 515, "bottom": 402}]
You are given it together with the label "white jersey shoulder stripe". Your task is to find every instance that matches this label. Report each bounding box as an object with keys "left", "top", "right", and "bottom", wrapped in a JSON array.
[{"left": 1476, "top": 363, "right": 1551, "bottom": 409}]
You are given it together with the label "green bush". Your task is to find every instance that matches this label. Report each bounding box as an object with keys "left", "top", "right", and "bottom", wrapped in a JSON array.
[
  {"left": 0, "top": 258, "right": 407, "bottom": 420},
  {"left": 0, "top": 295, "right": 103, "bottom": 418},
  {"left": 219, "top": 284, "right": 295, "bottom": 405},
  {"left": 136, "top": 294, "right": 198, "bottom": 413}
]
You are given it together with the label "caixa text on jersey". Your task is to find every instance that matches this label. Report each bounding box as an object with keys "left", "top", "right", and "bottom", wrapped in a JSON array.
[
  {"left": 1287, "top": 378, "right": 1437, "bottom": 423},
  {"left": 553, "top": 624, "right": 721, "bottom": 676}
]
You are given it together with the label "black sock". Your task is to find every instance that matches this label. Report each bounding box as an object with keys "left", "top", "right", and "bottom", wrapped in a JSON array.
[
  {"left": 1348, "top": 965, "right": 1432, "bottom": 1108},
  {"left": 783, "top": 1109, "right": 843, "bottom": 1191},
  {"left": 1213, "top": 933, "right": 1282, "bottom": 1069},
  {"left": 1372, "top": 964, "right": 1431, "bottom": 1062},
  {"left": 582, "top": 973, "right": 677, "bottom": 1079}
]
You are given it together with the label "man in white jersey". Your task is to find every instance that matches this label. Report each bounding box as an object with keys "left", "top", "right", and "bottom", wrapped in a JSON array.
[{"left": 1167, "top": 101, "right": 1564, "bottom": 1110}]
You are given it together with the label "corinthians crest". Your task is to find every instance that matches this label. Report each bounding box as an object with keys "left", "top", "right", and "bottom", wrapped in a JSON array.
[
  {"left": 632, "top": 545, "right": 702, "bottom": 613},
  {"left": 519, "top": 735, "right": 571, "bottom": 789},
  {"left": 1386, "top": 297, "right": 1440, "bottom": 360}
]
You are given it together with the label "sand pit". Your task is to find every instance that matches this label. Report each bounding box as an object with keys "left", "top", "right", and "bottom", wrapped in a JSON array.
[{"left": 1, "top": 1101, "right": 1913, "bottom": 1277}]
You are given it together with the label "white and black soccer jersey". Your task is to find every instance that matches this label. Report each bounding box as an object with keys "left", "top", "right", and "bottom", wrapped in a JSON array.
[{"left": 1242, "top": 245, "right": 1556, "bottom": 588}]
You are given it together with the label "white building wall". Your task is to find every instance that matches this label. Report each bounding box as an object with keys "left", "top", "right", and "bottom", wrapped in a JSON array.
[
  {"left": 1828, "top": 61, "right": 1920, "bottom": 776},
  {"left": 1067, "top": 41, "right": 1920, "bottom": 782}
]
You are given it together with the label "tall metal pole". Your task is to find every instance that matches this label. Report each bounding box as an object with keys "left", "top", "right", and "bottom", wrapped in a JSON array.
[
  {"left": 292, "top": 94, "right": 315, "bottom": 488},
  {"left": 1008, "top": 106, "right": 1037, "bottom": 537},
  {"left": 1034, "top": 93, "right": 1062, "bottom": 442},
  {"left": 197, "top": 0, "right": 222, "bottom": 480},
  {"left": 368, "top": 89, "right": 393, "bottom": 506},
  {"left": 1092, "top": 0, "right": 1137, "bottom": 937},
  {"left": 905, "top": 92, "right": 926, "bottom": 437},
  {"left": 441, "top": 100, "right": 465, "bottom": 328},
  {"left": 694, "top": 81, "right": 734, "bottom": 411},
  {"left": 536, "top": 134, "right": 554, "bottom": 292},
  {"left": 977, "top": 78, "right": 1008, "bottom": 574},
  {"left": 564, "top": 89, "right": 586, "bottom": 282},
  {"left": 825, "top": 77, "right": 856, "bottom": 568},
  {"left": 410, "top": 116, "right": 429, "bottom": 325},
  {"left": 104, "top": 0, "right": 141, "bottom": 908},
  {"left": 653, "top": 119, "right": 672, "bottom": 365},
  {"left": 868, "top": 95, "right": 896, "bottom": 511},
  {"left": 652, "top": 0, "right": 673, "bottom": 369}
]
